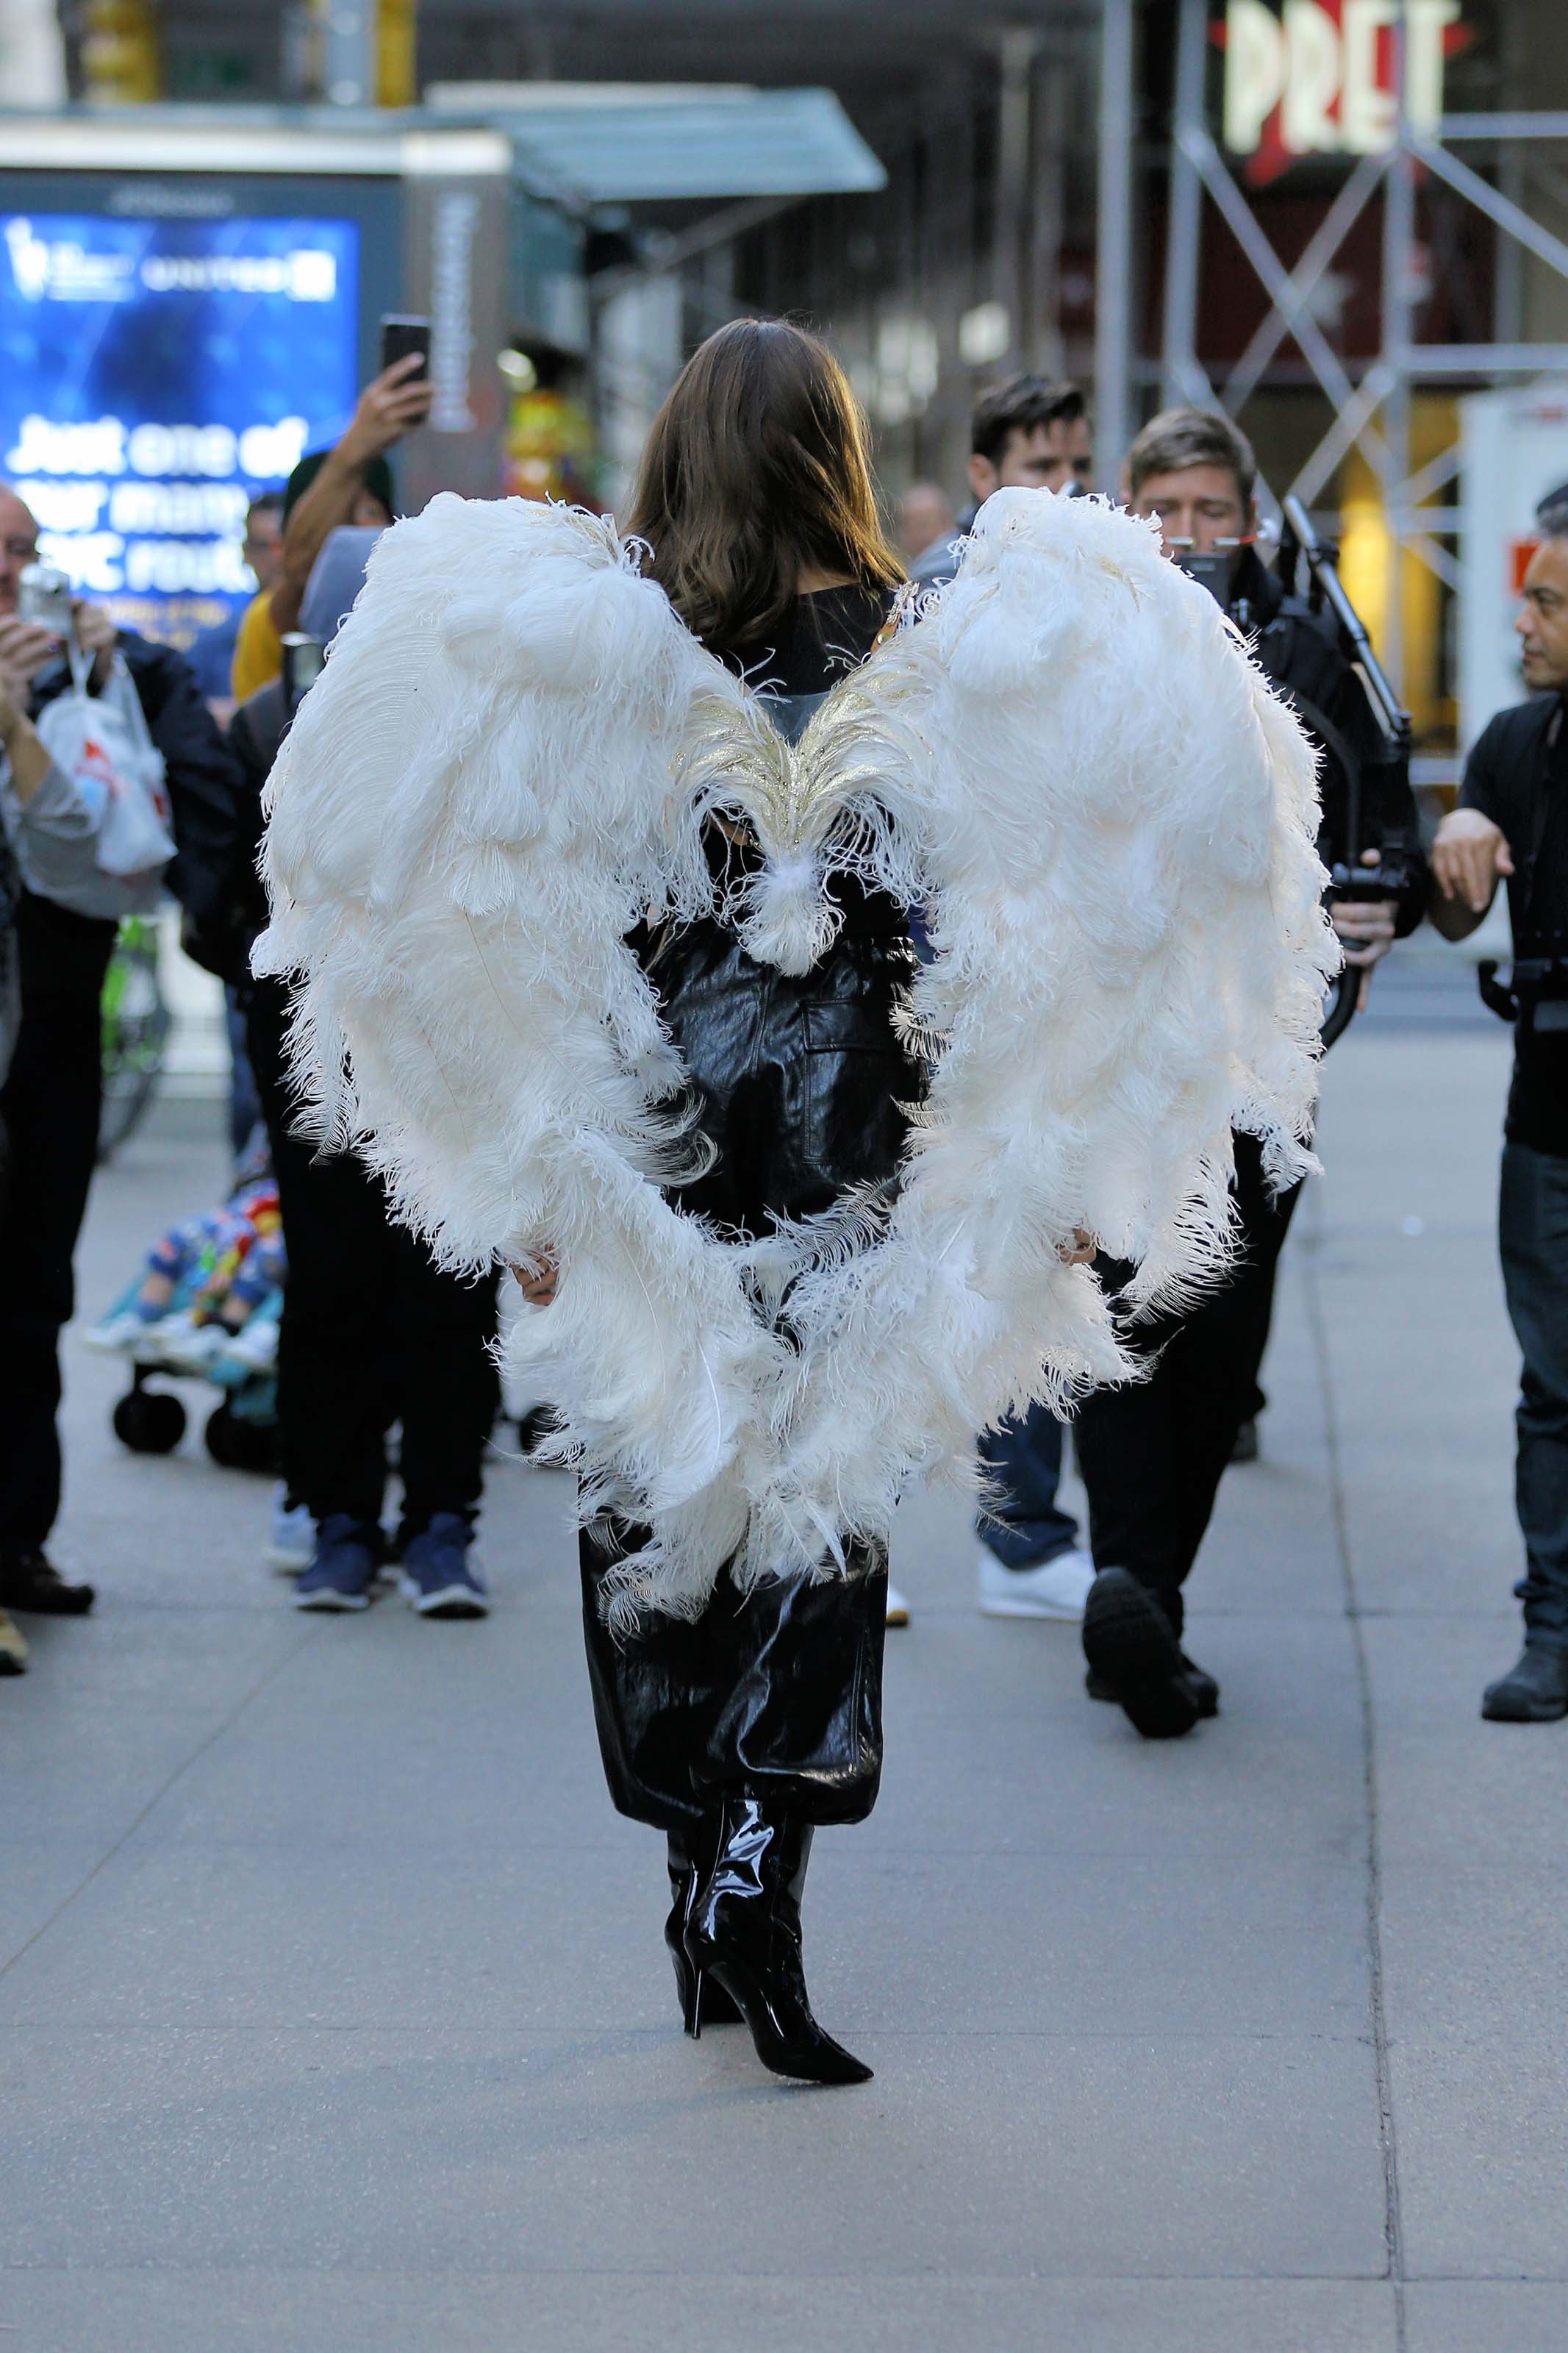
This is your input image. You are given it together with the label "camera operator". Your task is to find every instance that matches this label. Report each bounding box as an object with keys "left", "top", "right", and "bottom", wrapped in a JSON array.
[
  {"left": 0, "top": 480, "right": 242, "bottom": 1630},
  {"left": 1431, "top": 516, "right": 1568, "bottom": 1724},
  {"left": 229, "top": 356, "right": 430, "bottom": 705},
  {"left": 1072, "top": 408, "right": 1426, "bottom": 1741},
  {"left": 221, "top": 531, "right": 499, "bottom": 1618}
]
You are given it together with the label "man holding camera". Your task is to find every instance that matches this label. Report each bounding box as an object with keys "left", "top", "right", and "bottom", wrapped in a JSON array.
[
  {"left": 1431, "top": 515, "right": 1568, "bottom": 1724},
  {"left": 0, "top": 479, "right": 241, "bottom": 1630},
  {"left": 1073, "top": 408, "right": 1425, "bottom": 1740}
]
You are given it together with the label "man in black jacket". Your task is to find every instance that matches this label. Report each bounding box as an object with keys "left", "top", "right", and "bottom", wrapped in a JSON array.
[
  {"left": 1431, "top": 518, "right": 1568, "bottom": 1723},
  {"left": 0, "top": 480, "right": 242, "bottom": 1620},
  {"left": 1075, "top": 409, "right": 1426, "bottom": 1740}
]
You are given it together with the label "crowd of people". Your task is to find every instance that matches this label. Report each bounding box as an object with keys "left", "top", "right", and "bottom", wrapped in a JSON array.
[{"left": 1, "top": 331, "right": 1564, "bottom": 1798}]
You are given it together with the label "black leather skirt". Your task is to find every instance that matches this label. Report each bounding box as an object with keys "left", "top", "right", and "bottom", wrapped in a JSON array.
[{"left": 580, "top": 907, "right": 921, "bottom": 1832}]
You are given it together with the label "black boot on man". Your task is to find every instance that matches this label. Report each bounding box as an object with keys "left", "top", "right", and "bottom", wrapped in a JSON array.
[
  {"left": 1481, "top": 1642, "right": 1568, "bottom": 1724},
  {"left": 0, "top": 1546, "right": 96, "bottom": 1616},
  {"left": 1081, "top": 1568, "right": 1208, "bottom": 1740}
]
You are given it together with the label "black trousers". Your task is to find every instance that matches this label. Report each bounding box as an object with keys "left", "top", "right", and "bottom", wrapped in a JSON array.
[
  {"left": 581, "top": 1537, "right": 889, "bottom": 1833},
  {"left": 1073, "top": 1135, "right": 1303, "bottom": 1637},
  {"left": 579, "top": 908, "right": 918, "bottom": 1835},
  {"left": 246, "top": 977, "right": 498, "bottom": 1529},
  {"left": 1499, "top": 1140, "right": 1568, "bottom": 1647},
  {"left": 0, "top": 921, "right": 116, "bottom": 1551}
]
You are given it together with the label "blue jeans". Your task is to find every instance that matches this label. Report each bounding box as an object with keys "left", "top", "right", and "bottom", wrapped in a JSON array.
[
  {"left": 977, "top": 1401, "right": 1080, "bottom": 1570},
  {"left": 1499, "top": 1142, "right": 1568, "bottom": 1649}
]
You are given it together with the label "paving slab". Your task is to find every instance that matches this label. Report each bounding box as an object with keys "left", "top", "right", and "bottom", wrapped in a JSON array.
[
  {"left": 1404, "top": 2282, "right": 1568, "bottom": 2351},
  {"left": 0, "top": 2271, "right": 1400, "bottom": 2353},
  {"left": 1363, "top": 1616, "right": 1568, "bottom": 1870},
  {"left": 0, "top": 2026, "right": 1386, "bottom": 2278}
]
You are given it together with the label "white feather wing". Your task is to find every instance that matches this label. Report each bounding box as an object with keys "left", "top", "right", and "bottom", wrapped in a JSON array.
[
  {"left": 740, "top": 488, "right": 1338, "bottom": 1581},
  {"left": 254, "top": 496, "right": 787, "bottom": 1618}
]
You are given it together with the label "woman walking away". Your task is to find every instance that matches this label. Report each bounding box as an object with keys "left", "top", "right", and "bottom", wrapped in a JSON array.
[{"left": 257, "top": 322, "right": 1336, "bottom": 2088}]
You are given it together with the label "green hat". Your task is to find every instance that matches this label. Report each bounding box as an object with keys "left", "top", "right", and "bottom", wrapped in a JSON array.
[{"left": 282, "top": 449, "right": 396, "bottom": 530}]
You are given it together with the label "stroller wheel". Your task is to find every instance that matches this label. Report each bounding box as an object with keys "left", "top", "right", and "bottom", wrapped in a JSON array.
[
  {"left": 113, "top": 1387, "right": 187, "bottom": 1455},
  {"left": 204, "top": 1402, "right": 278, "bottom": 1474}
]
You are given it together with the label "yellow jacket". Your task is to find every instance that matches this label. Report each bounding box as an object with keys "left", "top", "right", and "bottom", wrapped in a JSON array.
[{"left": 231, "top": 589, "right": 283, "bottom": 703}]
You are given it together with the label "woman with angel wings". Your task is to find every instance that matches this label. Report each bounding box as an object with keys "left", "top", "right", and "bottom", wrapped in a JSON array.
[{"left": 256, "top": 321, "right": 1335, "bottom": 2089}]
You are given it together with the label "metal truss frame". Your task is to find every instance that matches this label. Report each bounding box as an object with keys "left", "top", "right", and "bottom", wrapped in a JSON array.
[{"left": 1153, "top": 0, "right": 1568, "bottom": 693}]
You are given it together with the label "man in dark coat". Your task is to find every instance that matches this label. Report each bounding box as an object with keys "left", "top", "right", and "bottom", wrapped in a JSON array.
[
  {"left": 1075, "top": 407, "right": 1426, "bottom": 1740},
  {"left": 1431, "top": 518, "right": 1568, "bottom": 1723},
  {"left": 0, "top": 480, "right": 243, "bottom": 1620}
]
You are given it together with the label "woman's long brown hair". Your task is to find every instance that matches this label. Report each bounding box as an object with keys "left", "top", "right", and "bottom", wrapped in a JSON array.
[{"left": 624, "top": 318, "right": 904, "bottom": 656}]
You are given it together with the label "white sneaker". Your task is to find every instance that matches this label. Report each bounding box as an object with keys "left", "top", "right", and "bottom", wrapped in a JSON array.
[
  {"left": 886, "top": 1581, "right": 911, "bottom": 1628},
  {"left": 214, "top": 1317, "right": 279, "bottom": 1377},
  {"left": 266, "top": 1484, "right": 315, "bottom": 1575},
  {"left": 84, "top": 1307, "right": 156, "bottom": 1356},
  {"left": 976, "top": 1543, "right": 1095, "bottom": 1621},
  {"left": 147, "top": 1311, "right": 223, "bottom": 1372}
]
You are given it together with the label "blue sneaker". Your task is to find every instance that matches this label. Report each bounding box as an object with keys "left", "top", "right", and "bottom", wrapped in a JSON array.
[
  {"left": 293, "top": 1515, "right": 380, "bottom": 1611},
  {"left": 399, "top": 1513, "right": 489, "bottom": 1619}
]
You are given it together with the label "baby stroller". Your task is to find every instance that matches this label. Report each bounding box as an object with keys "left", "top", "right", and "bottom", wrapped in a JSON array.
[{"left": 86, "top": 1132, "right": 284, "bottom": 1473}]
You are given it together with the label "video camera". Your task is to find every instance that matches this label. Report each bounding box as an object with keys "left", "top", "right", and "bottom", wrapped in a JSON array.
[
  {"left": 1477, "top": 956, "right": 1568, "bottom": 1035},
  {"left": 1275, "top": 495, "right": 1422, "bottom": 1046}
]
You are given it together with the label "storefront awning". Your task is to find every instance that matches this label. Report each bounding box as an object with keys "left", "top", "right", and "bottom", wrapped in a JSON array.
[{"left": 425, "top": 85, "right": 886, "bottom": 204}]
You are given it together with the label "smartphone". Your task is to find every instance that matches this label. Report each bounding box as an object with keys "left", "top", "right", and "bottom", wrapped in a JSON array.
[
  {"left": 280, "top": 632, "right": 326, "bottom": 714},
  {"left": 379, "top": 314, "right": 432, "bottom": 379},
  {"left": 16, "top": 560, "right": 74, "bottom": 635}
]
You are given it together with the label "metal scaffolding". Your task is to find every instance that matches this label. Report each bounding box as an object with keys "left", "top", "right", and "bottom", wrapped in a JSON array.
[{"left": 1153, "top": 0, "right": 1568, "bottom": 699}]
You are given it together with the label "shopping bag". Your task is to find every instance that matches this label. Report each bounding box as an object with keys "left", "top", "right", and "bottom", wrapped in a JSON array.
[{"left": 35, "top": 642, "right": 176, "bottom": 882}]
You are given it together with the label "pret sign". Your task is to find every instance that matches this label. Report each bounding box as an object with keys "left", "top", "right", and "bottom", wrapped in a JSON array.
[{"left": 1222, "top": 0, "right": 1467, "bottom": 183}]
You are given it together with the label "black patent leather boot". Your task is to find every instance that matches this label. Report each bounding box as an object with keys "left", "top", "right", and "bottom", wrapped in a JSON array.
[
  {"left": 684, "top": 1796, "right": 872, "bottom": 2085},
  {"left": 665, "top": 1821, "right": 742, "bottom": 2033}
]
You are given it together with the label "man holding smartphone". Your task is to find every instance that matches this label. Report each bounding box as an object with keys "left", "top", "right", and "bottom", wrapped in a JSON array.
[{"left": 230, "top": 342, "right": 432, "bottom": 703}]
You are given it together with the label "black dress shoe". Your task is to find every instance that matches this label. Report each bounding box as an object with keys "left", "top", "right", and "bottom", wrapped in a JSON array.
[
  {"left": 1229, "top": 1418, "right": 1260, "bottom": 1463},
  {"left": 1481, "top": 1643, "right": 1568, "bottom": 1723},
  {"left": 1086, "top": 1651, "right": 1219, "bottom": 1717},
  {"left": 1081, "top": 1569, "right": 1200, "bottom": 1740},
  {"left": 0, "top": 1548, "right": 95, "bottom": 1616}
]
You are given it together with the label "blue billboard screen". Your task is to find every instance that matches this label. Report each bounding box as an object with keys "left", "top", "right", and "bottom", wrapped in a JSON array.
[{"left": 0, "top": 210, "right": 361, "bottom": 650}]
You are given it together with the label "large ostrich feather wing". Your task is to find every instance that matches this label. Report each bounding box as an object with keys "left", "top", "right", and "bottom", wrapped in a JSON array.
[
  {"left": 740, "top": 487, "right": 1338, "bottom": 1583},
  {"left": 253, "top": 495, "right": 790, "bottom": 1618}
]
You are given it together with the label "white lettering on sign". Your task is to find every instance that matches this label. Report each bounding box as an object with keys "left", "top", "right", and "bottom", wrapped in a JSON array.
[
  {"left": 4, "top": 415, "right": 127, "bottom": 476},
  {"left": 1224, "top": 0, "right": 1462, "bottom": 169},
  {"left": 7, "top": 410, "right": 312, "bottom": 613},
  {"left": 429, "top": 192, "right": 478, "bottom": 433}
]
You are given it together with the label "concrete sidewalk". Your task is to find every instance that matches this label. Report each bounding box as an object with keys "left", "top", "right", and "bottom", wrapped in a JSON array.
[{"left": 4, "top": 999, "right": 1565, "bottom": 2353}]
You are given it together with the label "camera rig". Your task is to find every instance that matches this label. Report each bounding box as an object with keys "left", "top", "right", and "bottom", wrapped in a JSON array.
[
  {"left": 1276, "top": 495, "right": 1422, "bottom": 1046},
  {"left": 1476, "top": 955, "right": 1568, "bottom": 1034}
]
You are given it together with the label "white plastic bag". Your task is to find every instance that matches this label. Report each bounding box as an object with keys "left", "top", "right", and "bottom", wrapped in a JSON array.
[{"left": 35, "top": 643, "right": 176, "bottom": 882}]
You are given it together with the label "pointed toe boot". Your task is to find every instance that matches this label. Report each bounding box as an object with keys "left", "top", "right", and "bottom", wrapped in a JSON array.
[
  {"left": 665, "top": 1820, "right": 742, "bottom": 2033},
  {"left": 684, "top": 1796, "right": 872, "bottom": 2086}
]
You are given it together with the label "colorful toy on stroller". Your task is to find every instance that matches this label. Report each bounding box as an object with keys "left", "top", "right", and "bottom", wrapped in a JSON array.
[{"left": 86, "top": 1134, "right": 284, "bottom": 1471}]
